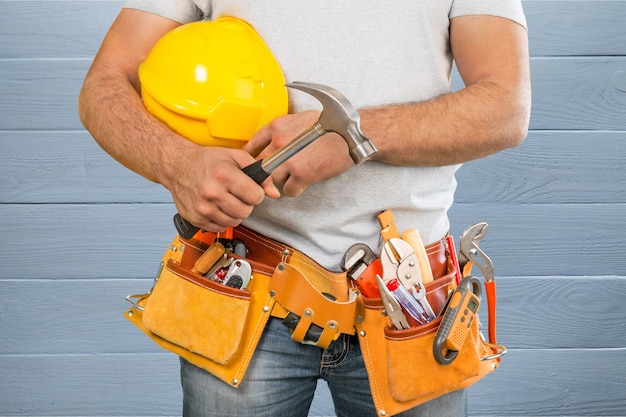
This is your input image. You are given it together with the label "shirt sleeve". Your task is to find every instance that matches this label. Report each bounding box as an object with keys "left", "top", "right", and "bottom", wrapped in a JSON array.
[
  {"left": 450, "top": 0, "right": 527, "bottom": 28},
  {"left": 123, "top": 0, "right": 211, "bottom": 24}
]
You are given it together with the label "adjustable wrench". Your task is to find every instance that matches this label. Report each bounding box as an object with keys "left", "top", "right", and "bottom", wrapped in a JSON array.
[
  {"left": 341, "top": 243, "right": 381, "bottom": 298},
  {"left": 459, "top": 222, "right": 497, "bottom": 344},
  {"left": 458, "top": 222, "right": 488, "bottom": 277}
]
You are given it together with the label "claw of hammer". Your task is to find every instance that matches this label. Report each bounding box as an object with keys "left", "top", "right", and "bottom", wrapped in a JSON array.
[{"left": 285, "top": 81, "right": 378, "bottom": 164}]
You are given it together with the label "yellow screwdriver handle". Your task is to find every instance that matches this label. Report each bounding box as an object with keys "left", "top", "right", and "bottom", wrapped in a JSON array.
[{"left": 191, "top": 241, "right": 226, "bottom": 275}]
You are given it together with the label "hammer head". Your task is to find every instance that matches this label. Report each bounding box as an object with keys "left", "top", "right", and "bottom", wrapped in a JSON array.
[{"left": 286, "top": 82, "right": 377, "bottom": 164}]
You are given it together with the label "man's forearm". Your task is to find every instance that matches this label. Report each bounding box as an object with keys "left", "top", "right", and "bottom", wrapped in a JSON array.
[
  {"left": 360, "top": 80, "right": 531, "bottom": 167},
  {"left": 78, "top": 68, "right": 194, "bottom": 190}
]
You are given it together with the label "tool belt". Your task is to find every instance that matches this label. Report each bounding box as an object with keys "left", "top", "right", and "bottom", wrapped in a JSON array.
[{"left": 125, "top": 213, "right": 505, "bottom": 416}]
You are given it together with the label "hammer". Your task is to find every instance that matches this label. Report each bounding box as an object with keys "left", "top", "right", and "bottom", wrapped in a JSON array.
[{"left": 174, "top": 81, "right": 378, "bottom": 239}]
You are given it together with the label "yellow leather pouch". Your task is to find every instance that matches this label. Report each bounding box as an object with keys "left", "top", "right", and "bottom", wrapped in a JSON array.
[
  {"left": 125, "top": 235, "right": 275, "bottom": 387},
  {"left": 356, "top": 266, "right": 505, "bottom": 416}
]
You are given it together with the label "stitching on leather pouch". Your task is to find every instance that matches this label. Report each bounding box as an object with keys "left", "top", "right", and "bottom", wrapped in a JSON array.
[
  {"left": 183, "top": 238, "right": 206, "bottom": 252},
  {"left": 357, "top": 324, "right": 384, "bottom": 411},
  {"left": 239, "top": 227, "right": 284, "bottom": 253},
  {"left": 386, "top": 325, "right": 439, "bottom": 341},
  {"left": 166, "top": 262, "right": 250, "bottom": 300},
  {"left": 235, "top": 292, "right": 273, "bottom": 379}
]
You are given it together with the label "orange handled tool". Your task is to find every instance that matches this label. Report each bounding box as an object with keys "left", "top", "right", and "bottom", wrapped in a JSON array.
[{"left": 484, "top": 278, "right": 497, "bottom": 345}]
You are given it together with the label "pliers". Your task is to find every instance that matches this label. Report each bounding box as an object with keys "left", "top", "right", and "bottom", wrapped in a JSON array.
[
  {"left": 380, "top": 238, "right": 436, "bottom": 321},
  {"left": 459, "top": 223, "right": 497, "bottom": 344},
  {"left": 376, "top": 274, "right": 410, "bottom": 330}
]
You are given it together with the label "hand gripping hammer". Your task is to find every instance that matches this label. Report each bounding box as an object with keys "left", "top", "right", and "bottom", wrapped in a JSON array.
[{"left": 174, "top": 81, "right": 378, "bottom": 239}]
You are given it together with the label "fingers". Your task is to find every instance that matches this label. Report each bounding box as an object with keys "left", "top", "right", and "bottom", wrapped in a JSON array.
[
  {"left": 243, "top": 123, "right": 271, "bottom": 157},
  {"left": 172, "top": 148, "right": 270, "bottom": 233}
]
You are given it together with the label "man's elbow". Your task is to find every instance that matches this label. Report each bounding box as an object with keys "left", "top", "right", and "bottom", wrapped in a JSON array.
[
  {"left": 77, "top": 79, "right": 91, "bottom": 130},
  {"left": 502, "top": 92, "right": 531, "bottom": 149}
]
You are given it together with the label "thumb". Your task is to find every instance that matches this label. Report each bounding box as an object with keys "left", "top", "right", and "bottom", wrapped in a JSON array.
[{"left": 261, "top": 180, "right": 281, "bottom": 199}]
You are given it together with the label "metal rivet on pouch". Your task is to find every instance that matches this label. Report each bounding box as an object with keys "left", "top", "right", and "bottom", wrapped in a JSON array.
[
  {"left": 282, "top": 249, "right": 291, "bottom": 257},
  {"left": 269, "top": 290, "right": 276, "bottom": 297},
  {"left": 127, "top": 311, "right": 134, "bottom": 317},
  {"left": 409, "top": 261, "right": 415, "bottom": 267},
  {"left": 180, "top": 245, "right": 185, "bottom": 252},
  {"left": 232, "top": 379, "right": 238, "bottom": 385},
  {"left": 356, "top": 316, "right": 363, "bottom": 324},
  {"left": 379, "top": 410, "right": 387, "bottom": 416},
  {"left": 170, "top": 245, "right": 176, "bottom": 251},
  {"left": 329, "top": 322, "right": 337, "bottom": 329},
  {"left": 359, "top": 330, "right": 366, "bottom": 337},
  {"left": 278, "top": 263, "right": 285, "bottom": 271},
  {"left": 304, "top": 309, "right": 312, "bottom": 318},
  {"left": 263, "top": 306, "right": 270, "bottom": 313}
]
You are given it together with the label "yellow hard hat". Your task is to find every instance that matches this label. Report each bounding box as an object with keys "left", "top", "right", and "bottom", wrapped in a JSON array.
[{"left": 139, "top": 17, "right": 288, "bottom": 148}]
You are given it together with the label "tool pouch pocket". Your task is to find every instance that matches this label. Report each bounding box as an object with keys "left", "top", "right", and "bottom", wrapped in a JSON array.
[
  {"left": 357, "top": 261, "right": 502, "bottom": 416},
  {"left": 124, "top": 235, "right": 275, "bottom": 388}
]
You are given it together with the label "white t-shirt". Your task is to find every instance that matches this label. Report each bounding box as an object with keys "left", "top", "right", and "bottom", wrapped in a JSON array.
[{"left": 124, "top": 0, "right": 527, "bottom": 270}]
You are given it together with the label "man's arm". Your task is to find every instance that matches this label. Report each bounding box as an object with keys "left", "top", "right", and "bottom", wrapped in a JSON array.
[
  {"left": 362, "top": 14, "right": 532, "bottom": 166},
  {"left": 79, "top": 9, "right": 277, "bottom": 233},
  {"left": 245, "top": 15, "right": 531, "bottom": 196}
]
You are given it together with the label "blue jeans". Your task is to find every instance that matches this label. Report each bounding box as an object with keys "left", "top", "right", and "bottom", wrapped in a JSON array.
[{"left": 181, "top": 317, "right": 468, "bottom": 417}]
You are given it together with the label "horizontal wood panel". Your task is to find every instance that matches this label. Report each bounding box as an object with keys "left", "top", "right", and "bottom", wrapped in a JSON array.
[
  {"left": 2, "top": 130, "right": 624, "bottom": 205},
  {"left": 0, "top": 60, "right": 87, "bottom": 130},
  {"left": 0, "top": 349, "right": 623, "bottom": 416},
  {"left": 525, "top": 0, "right": 626, "bottom": 56},
  {"left": 0, "top": 204, "right": 175, "bottom": 280},
  {"left": 454, "top": 131, "right": 626, "bottom": 204},
  {"left": 0, "top": 353, "right": 183, "bottom": 416},
  {"left": 467, "top": 348, "right": 626, "bottom": 416},
  {"left": 447, "top": 202, "right": 626, "bottom": 277},
  {"left": 2, "top": 1, "right": 626, "bottom": 59},
  {"left": 0, "top": 131, "right": 169, "bottom": 204},
  {"left": 452, "top": 56, "right": 626, "bottom": 129},
  {"left": 1, "top": 276, "right": 624, "bottom": 356},
  {"left": 1, "top": 60, "right": 626, "bottom": 132},
  {"left": 0, "top": 0, "right": 121, "bottom": 59},
  {"left": 529, "top": 57, "right": 626, "bottom": 130},
  {"left": 1, "top": 203, "right": 624, "bottom": 278}
]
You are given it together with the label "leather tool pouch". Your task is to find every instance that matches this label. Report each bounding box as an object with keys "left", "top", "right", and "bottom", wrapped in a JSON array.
[
  {"left": 124, "top": 226, "right": 359, "bottom": 387},
  {"left": 125, "top": 234, "right": 275, "bottom": 387},
  {"left": 357, "top": 256, "right": 504, "bottom": 416}
]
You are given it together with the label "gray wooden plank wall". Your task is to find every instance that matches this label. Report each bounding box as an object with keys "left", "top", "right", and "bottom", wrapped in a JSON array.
[{"left": 1, "top": 1, "right": 625, "bottom": 416}]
